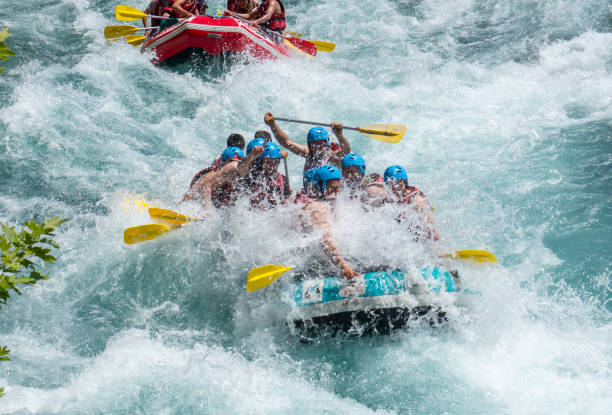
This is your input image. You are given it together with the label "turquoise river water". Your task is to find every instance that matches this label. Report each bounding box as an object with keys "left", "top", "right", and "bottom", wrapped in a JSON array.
[{"left": 0, "top": 0, "right": 611, "bottom": 413}]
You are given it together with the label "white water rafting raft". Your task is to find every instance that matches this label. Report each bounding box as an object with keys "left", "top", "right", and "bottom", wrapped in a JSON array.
[
  {"left": 141, "top": 15, "right": 315, "bottom": 63},
  {"left": 285, "top": 266, "right": 465, "bottom": 338}
]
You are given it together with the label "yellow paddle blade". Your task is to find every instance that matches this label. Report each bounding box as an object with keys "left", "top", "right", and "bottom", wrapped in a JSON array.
[
  {"left": 104, "top": 25, "right": 140, "bottom": 39},
  {"left": 358, "top": 124, "right": 406, "bottom": 144},
  {"left": 124, "top": 224, "right": 170, "bottom": 245},
  {"left": 125, "top": 34, "right": 145, "bottom": 46},
  {"left": 312, "top": 40, "right": 335, "bottom": 52},
  {"left": 443, "top": 250, "right": 497, "bottom": 263},
  {"left": 285, "top": 30, "right": 303, "bottom": 38},
  {"left": 284, "top": 39, "right": 314, "bottom": 59},
  {"left": 116, "top": 5, "right": 147, "bottom": 21},
  {"left": 149, "top": 208, "right": 195, "bottom": 225},
  {"left": 284, "top": 31, "right": 333, "bottom": 52},
  {"left": 246, "top": 265, "right": 292, "bottom": 292}
]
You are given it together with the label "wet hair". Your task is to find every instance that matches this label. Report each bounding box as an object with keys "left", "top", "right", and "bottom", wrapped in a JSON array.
[
  {"left": 227, "top": 133, "right": 245, "bottom": 150},
  {"left": 254, "top": 130, "right": 272, "bottom": 142}
]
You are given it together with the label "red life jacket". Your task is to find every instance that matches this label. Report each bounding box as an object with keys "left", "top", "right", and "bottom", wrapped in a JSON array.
[
  {"left": 209, "top": 155, "right": 245, "bottom": 208},
  {"left": 394, "top": 186, "right": 435, "bottom": 240},
  {"left": 211, "top": 181, "right": 239, "bottom": 208},
  {"left": 165, "top": 0, "right": 198, "bottom": 18},
  {"left": 149, "top": 0, "right": 171, "bottom": 26},
  {"left": 303, "top": 143, "right": 342, "bottom": 173},
  {"left": 260, "top": 0, "right": 286, "bottom": 31},
  {"left": 190, "top": 156, "right": 222, "bottom": 188},
  {"left": 244, "top": 171, "right": 288, "bottom": 210},
  {"left": 227, "top": 0, "right": 252, "bottom": 13},
  {"left": 304, "top": 147, "right": 332, "bottom": 173},
  {"left": 368, "top": 173, "right": 384, "bottom": 183},
  {"left": 397, "top": 186, "right": 425, "bottom": 205},
  {"left": 293, "top": 189, "right": 312, "bottom": 205}
]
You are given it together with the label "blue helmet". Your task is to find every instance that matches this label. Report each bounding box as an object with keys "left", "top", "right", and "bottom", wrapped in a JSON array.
[
  {"left": 261, "top": 142, "right": 282, "bottom": 159},
  {"left": 221, "top": 146, "right": 245, "bottom": 162},
  {"left": 341, "top": 153, "right": 366, "bottom": 176},
  {"left": 303, "top": 168, "right": 317, "bottom": 189},
  {"left": 307, "top": 127, "right": 330, "bottom": 144},
  {"left": 384, "top": 165, "right": 408, "bottom": 184},
  {"left": 315, "top": 165, "right": 342, "bottom": 191},
  {"left": 246, "top": 137, "right": 266, "bottom": 154}
]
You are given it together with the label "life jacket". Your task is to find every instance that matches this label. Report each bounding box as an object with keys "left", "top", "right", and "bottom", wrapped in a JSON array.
[
  {"left": 165, "top": 0, "right": 198, "bottom": 18},
  {"left": 190, "top": 155, "right": 222, "bottom": 188},
  {"left": 393, "top": 186, "right": 434, "bottom": 240},
  {"left": 211, "top": 182, "right": 239, "bottom": 208},
  {"left": 195, "top": 0, "right": 207, "bottom": 14},
  {"left": 368, "top": 173, "right": 384, "bottom": 184},
  {"left": 209, "top": 155, "right": 244, "bottom": 208},
  {"left": 304, "top": 147, "right": 333, "bottom": 173},
  {"left": 227, "top": 0, "right": 252, "bottom": 13},
  {"left": 302, "top": 143, "right": 342, "bottom": 173},
  {"left": 397, "top": 186, "right": 425, "bottom": 205},
  {"left": 150, "top": 0, "right": 172, "bottom": 27},
  {"left": 244, "top": 170, "right": 288, "bottom": 210},
  {"left": 293, "top": 188, "right": 312, "bottom": 205},
  {"left": 259, "top": 0, "right": 286, "bottom": 32}
]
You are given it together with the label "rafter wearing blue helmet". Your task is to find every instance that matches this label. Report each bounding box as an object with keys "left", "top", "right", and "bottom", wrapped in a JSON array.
[
  {"left": 221, "top": 146, "right": 245, "bottom": 162},
  {"left": 341, "top": 152, "right": 366, "bottom": 188},
  {"left": 293, "top": 168, "right": 320, "bottom": 203},
  {"left": 247, "top": 137, "right": 266, "bottom": 154},
  {"left": 383, "top": 165, "right": 440, "bottom": 241},
  {"left": 263, "top": 112, "right": 352, "bottom": 174},
  {"left": 297, "top": 164, "right": 359, "bottom": 279},
  {"left": 243, "top": 142, "right": 290, "bottom": 210},
  {"left": 185, "top": 143, "right": 263, "bottom": 207},
  {"left": 383, "top": 165, "right": 408, "bottom": 183},
  {"left": 315, "top": 165, "right": 343, "bottom": 201},
  {"left": 189, "top": 140, "right": 246, "bottom": 190}
]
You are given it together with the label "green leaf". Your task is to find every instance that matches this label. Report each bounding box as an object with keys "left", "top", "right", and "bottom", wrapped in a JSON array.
[
  {"left": 1, "top": 223, "right": 17, "bottom": 244},
  {"left": 0, "top": 236, "right": 9, "bottom": 252},
  {"left": 0, "top": 345, "right": 11, "bottom": 360},
  {"left": 8, "top": 276, "right": 34, "bottom": 285},
  {"left": 0, "top": 217, "right": 64, "bottom": 305},
  {"left": 0, "top": 43, "right": 16, "bottom": 61},
  {"left": 27, "top": 270, "right": 50, "bottom": 282},
  {"left": 44, "top": 216, "right": 68, "bottom": 229},
  {"left": 0, "top": 27, "right": 11, "bottom": 42}
]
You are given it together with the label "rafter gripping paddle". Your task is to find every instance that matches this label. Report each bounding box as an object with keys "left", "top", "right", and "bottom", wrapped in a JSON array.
[{"left": 272, "top": 117, "right": 406, "bottom": 144}]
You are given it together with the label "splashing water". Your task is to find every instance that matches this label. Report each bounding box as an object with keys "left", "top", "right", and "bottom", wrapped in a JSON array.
[{"left": 0, "top": 0, "right": 610, "bottom": 413}]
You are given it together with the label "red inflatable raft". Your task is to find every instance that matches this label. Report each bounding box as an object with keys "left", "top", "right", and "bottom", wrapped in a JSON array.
[{"left": 141, "top": 15, "right": 314, "bottom": 63}]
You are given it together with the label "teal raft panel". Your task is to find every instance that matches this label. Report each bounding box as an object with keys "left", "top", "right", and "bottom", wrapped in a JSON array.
[{"left": 294, "top": 267, "right": 456, "bottom": 307}]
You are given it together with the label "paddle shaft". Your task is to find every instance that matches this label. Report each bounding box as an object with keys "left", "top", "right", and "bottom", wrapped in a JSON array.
[
  {"left": 131, "top": 26, "right": 158, "bottom": 31},
  {"left": 272, "top": 117, "right": 358, "bottom": 131},
  {"left": 272, "top": 117, "right": 400, "bottom": 137},
  {"left": 132, "top": 13, "right": 167, "bottom": 20},
  {"left": 283, "top": 157, "right": 291, "bottom": 192}
]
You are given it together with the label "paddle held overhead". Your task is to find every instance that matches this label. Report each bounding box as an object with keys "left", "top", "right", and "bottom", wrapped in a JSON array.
[{"left": 272, "top": 117, "right": 406, "bottom": 144}]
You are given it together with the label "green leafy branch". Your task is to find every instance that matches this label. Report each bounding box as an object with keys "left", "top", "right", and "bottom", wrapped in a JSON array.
[
  {"left": 1, "top": 216, "right": 66, "bottom": 399},
  {"left": 0, "top": 216, "right": 67, "bottom": 306},
  {"left": 0, "top": 27, "right": 16, "bottom": 74},
  {"left": 0, "top": 346, "right": 9, "bottom": 398}
]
